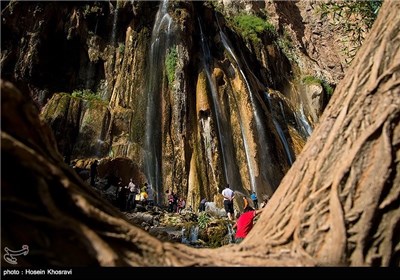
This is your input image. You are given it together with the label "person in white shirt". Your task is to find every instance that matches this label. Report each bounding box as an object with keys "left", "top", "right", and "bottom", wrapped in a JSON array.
[
  {"left": 128, "top": 178, "right": 136, "bottom": 192},
  {"left": 126, "top": 178, "right": 137, "bottom": 211},
  {"left": 221, "top": 184, "right": 235, "bottom": 220}
]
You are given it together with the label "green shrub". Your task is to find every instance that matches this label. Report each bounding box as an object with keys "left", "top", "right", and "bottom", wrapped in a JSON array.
[
  {"left": 71, "top": 89, "right": 105, "bottom": 102},
  {"left": 118, "top": 42, "right": 125, "bottom": 54},
  {"left": 233, "top": 14, "right": 276, "bottom": 43},
  {"left": 318, "top": 1, "right": 382, "bottom": 62},
  {"left": 197, "top": 212, "right": 211, "bottom": 229},
  {"left": 165, "top": 47, "right": 178, "bottom": 86},
  {"left": 302, "top": 76, "right": 321, "bottom": 85},
  {"left": 276, "top": 27, "right": 295, "bottom": 60},
  {"left": 302, "top": 76, "right": 334, "bottom": 95}
]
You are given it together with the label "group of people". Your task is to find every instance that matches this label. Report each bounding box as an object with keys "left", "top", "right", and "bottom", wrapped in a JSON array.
[
  {"left": 116, "top": 179, "right": 154, "bottom": 212},
  {"left": 221, "top": 184, "right": 270, "bottom": 244},
  {"left": 90, "top": 159, "right": 268, "bottom": 244},
  {"left": 166, "top": 190, "right": 186, "bottom": 213},
  {"left": 86, "top": 160, "right": 156, "bottom": 212}
]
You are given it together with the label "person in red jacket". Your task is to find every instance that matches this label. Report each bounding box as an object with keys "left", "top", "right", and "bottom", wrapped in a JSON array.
[{"left": 233, "top": 206, "right": 264, "bottom": 243}]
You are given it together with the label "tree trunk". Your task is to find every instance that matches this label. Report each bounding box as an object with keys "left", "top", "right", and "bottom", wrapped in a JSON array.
[{"left": 1, "top": 1, "right": 399, "bottom": 267}]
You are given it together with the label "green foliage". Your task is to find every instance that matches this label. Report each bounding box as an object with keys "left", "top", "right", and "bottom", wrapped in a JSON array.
[
  {"left": 72, "top": 89, "right": 96, "bottom": 100},
  {"left": 321, "top": 81, "right": 334, "bottom": 96},
  {"left": 233, "top": 14, "right": 276, "bottom": 43},
  {"left": 71, "top": 89, "right": 105, "bottom": 102},
  {"left": 165, "top": 47, "right": 178, "bottom": 86},
  {"left": 302, "top": 76, "right": 321, "bottom": 85},
  {"left": 276, "top": 27, "right": 295, "bottom": 61},
  {"left": 302, "top": 76, "right": 334, "bottom": 95},
  {"left": 318, "top": 0, "right": 382, "bottom": 62},
  {"left": 319, "top": 0, "right": 381, "bottom": 29},
  {"left": 118, "top": 42, "right": 125, "bottom": 54},
  {"left": 197, "top": 212, "right": 211, "bottom": 229}
]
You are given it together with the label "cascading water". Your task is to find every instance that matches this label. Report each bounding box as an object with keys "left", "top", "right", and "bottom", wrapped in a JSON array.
[
  {"left": 219, "top": 31, "right": 257, "bottom": 192},
  {"left": 181, "top": 225, "right": 199, "bottom": 245},
  {"left": 279, "top": 101, "right": 287, "bottom": 123},
  {"left": 199, "top": 116, "right": 218, "bottom": 184},
  {"left": 85, "top": 17, "right": 100, "bottom": 91},
  {"left": 110, "top": 2, "right": 119, "bottom": 46},
  {"left": 189, "top": 225, "right": 199, "bottom": 243},
  {"left": 226, "top": 222, "right": 235, "bottom": 243},
  {"left": 198, "top": 18, "right": 242, "bottom": 188},
  {"left": 144, "top": 0, "right": 174, "bottom": 204},
  {"left": 137, "top": 3, "right": 305, "bottom": 206},
  {"left": 219, "top": 29, "right": 274, "bottom": 193},
  {"left": 295, "top": 104, "right": 313, "bottom": 138},
  {"left": 274, "top": 119, "right": 294, "bottom": 165},
  {"left": 264, "top": 92, "right": 294, "bottom": 165}
]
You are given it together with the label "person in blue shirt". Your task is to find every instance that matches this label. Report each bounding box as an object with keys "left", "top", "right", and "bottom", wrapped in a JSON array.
[{"left": 250, "top": 191, "right": 258, "bottom": 209}]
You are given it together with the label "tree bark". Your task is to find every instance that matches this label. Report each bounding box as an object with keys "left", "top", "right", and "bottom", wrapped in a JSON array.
[{"left": 1, "top": 1, "right": 399, "bottom": 267}]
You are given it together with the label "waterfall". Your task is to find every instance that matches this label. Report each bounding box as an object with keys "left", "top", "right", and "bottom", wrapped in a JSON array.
[
  {"left": 144, "top": 0, "right": 173, "bottom": 204},
  {"left": 227, "top": 222, "right": 235, "bottom": 243},
  {"left": 181, "top": 225, "right": 199, "bottom": 245},
  {"left": 85, "top": 16, "right": 100, "bottom": 91},
  {"left": 199, "top": 116, "right": 218, "bottom": 184},
  {"left": 273, "top": 119, "right": 294, "bottom": 165},
  {"left": 295, "top": 104, "right": 313, "bottom": 138},
  {"left": 200, "top": 117, "right": 213, "bottom": 166},
  {"left": 219, "top": 31, "right": 256, "bottom": 192},
  {"left": 279, "top": 101, "right": 287, "bottom": 123},
  {"left": 190, "top": 225, "right": 199, "bottom": 243},
  {"left": 110, "top": 2, "right": 119, "bottom": 46},
  {"left": 219, "top": 30, "right": 274, "bottom": 193},
  {"left": 264, "top": 92, "right": 294, "bottom": 165},
  {"left": 181, "top": 228, "right": 187, "bottom": 244},
  {"left": 95, "top": 139, "right": 105, "bottom": 157},
  {"left": 198, "top": 18, "right": 241, "bottom": 187}
]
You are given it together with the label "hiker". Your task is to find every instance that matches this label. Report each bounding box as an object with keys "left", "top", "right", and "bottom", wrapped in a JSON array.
[
  {"left": 250, "top": 191, "right": 258, "bottom": 209},
  {"left": 168, "top": 191, "right": 175, "bottom": 212},
  {"left": 126, "top": 178, "right": 137, "bottom": 211},
  {"left": 233, "top": 206, "right": 264, "bottom": 243},
  {"left": 221, "top": 184, "right": 235, "bottom": 220}
]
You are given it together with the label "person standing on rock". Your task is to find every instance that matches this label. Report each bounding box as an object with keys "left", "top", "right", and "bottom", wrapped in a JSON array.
[
  {"left": 242, "top": 196, "right": 249, "bottom": 209},
  {"left": 168, "top": 191, "right": 175, "bottom": 212},
  {"left": 199, "top": 197, "right": 207, "bottom": 212},
  {"left": 250, "top": 191, "right": 258, "bottom": 209},
  {"left": 90, "top": 160, "right": 98, "bottom": 187},
  {"left": 222, "top": 184, "right": 235, "bottom": 220},
  {"left": 126, "top": 178, "right": 137, "bottom": 211}
]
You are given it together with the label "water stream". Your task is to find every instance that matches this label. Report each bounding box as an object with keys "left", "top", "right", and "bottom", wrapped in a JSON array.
[
  {"left": 198, "top": 17, "right": 240, "bottom": 188},
  {"left": 144, "top": 0, "right": 174, "bottom": 203}
]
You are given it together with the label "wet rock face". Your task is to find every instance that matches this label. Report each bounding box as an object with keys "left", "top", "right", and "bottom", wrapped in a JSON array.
[{"left": 1, "top": 0, "right": 363, "bottom": 210}]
